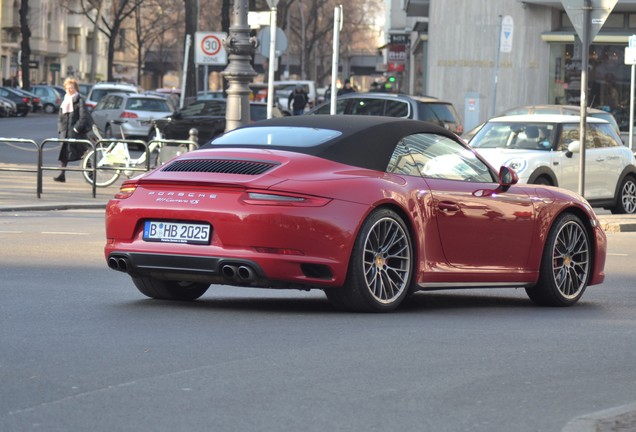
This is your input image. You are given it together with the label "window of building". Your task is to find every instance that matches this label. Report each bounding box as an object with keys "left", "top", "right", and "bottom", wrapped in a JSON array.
[
  {"left": 87, "top": 32, "right": 94, "bottom": 55},
  {"left": 68, "top": 28, "right": 80, "bottom": 52},
  {"left": 116, "top": 29, "right": 126, "bottom": 51}
]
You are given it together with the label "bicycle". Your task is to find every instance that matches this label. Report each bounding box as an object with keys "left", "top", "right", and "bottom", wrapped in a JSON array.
[{"left": 81, "top": 120, "right": 194, "bottom": 187}]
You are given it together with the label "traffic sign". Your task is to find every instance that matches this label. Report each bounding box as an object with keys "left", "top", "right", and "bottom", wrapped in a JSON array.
[
  {"left": 257, "top": 27, "right": 288, "bottom": 58},
  {"left": 561, "top": 0, "right": 617, "bottom": 42},
  {"left": 500, "top": 15, "right": 513, "bottom": 53},
  {"left": 195, "top": 32, "right": 227, "bottom": 66}
]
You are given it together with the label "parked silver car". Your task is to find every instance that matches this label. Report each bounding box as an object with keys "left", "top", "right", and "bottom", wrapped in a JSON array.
[
  {"left": 0, "top": 95, "right": 17, "bottom": 117},
  {"left": 91, "top": 93, "right": 174, "bottom": 139},
  {"left": 31, "top": 85, "right": 64, "bottom": 114}
]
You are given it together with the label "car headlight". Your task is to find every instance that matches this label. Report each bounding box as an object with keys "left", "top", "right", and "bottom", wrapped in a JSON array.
[{"left": 504, "top": 158, "right": 527, "bottom": 173}]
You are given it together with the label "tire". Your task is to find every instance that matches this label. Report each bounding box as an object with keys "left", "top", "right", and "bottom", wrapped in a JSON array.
[
  {"left": 532, "top": 176, "right": 552, "bottom": 186},
  {"left": 44, "top": 103, "right": 56, "bottom": 114},
  {"left": 132, "top": 276, "right": 210, "bottom": 301},
  {"left": 105, "top": 124, "right": 113, "bottom": 138},
  {"left": 81, "top": 146, "right": 121, "bottom": 187},
  {"left": 611, "top": 175, "right": 636, "bottom": 214},
  {"left": 327, "top": 208, "right": 413, "bottom": 312},
  {"left": 525, "top": 213, "right": 591, "bottom": 307}
]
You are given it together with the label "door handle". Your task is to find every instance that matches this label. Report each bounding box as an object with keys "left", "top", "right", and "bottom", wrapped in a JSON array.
[{"left": 438, "top": 201, "right": 460, "bottom": 212}]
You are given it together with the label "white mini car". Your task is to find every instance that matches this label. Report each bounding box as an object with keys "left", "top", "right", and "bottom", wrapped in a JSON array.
[{"left": 469, "top": 114, "right": 636, "bottom": 214}]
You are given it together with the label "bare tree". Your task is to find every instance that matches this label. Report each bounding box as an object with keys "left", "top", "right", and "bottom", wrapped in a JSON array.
[
  {"left": 132, "top": 0, "right": 178, "bottom": 84},
  {"left": 68, "top": 0, "right": 145, "bottom": 81}
]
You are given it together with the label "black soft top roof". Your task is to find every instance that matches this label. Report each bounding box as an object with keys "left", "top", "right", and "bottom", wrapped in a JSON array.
[{"left": 206, "top": 115, "right": 459, "bottom": 171}]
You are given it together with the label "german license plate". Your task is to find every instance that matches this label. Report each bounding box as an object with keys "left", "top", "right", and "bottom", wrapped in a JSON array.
[{"left": 143, "top": 221, "right": 210, "bottom": 245}]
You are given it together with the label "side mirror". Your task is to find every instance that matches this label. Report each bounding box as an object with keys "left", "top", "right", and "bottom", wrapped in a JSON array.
[
  {"left": 498, "top": 166, "right": 518, "bottom": 191},
  {"left": 565, "top": 140, "right": 580, "bottom": 158}
]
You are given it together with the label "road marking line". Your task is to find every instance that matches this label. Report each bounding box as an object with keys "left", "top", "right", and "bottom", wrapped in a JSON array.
[
  {"left": 41, "top": 232, "right": 90, "bottom": 236},
  {"left": 607, "top": 253, "right": 629, "bottom": 256}
]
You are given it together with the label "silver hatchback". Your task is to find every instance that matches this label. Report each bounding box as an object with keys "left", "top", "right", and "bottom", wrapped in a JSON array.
[{"left": 91, "top": 93, "right": 174, "bottom": 139}]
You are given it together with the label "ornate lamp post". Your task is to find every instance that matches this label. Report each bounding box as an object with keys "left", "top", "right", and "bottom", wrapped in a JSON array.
[{"left": 222, "top": 0, "right": 258, "bottom": 132}]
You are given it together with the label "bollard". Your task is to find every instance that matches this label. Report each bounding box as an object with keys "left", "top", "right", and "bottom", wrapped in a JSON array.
[{"left": 188, "top": 128, "right": 199, "bottom": 151}]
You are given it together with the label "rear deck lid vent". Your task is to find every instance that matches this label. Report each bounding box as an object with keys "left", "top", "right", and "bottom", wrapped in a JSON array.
[{"left": 161, "top": 159, "right": 279, "bottom": 175}]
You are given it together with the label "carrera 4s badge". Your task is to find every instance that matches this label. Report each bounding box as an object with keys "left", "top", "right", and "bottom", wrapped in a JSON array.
[{"left": 148, "top": 191, "right": 217, "bottom": 205}]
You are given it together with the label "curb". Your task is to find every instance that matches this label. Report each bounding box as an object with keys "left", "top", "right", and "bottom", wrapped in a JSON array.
[
  {"left": 599, "top": 220, "right": 636, "bottom": 233},
  {"left": 0, "top": 203, "right": 107, "bottom": 212},
  {"left": 562, "top": 402, "right": 636, "bottom": 432}
]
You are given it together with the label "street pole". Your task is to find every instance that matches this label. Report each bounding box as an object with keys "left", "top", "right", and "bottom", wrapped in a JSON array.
[
  {"left": 330, "top": 5, "right": 343, "bottom": 114},
  {"left": 180, "top": 35, "right": 191, "bottom": 110},
  {"left": 630, "top": 63, "right": 635, "bottom": 151},
  {"left": 266, "top": 1, "right": 279, "bottom": 119},
  {"left": 222, "top": 0, "right": 257, "bottom": 132},
  {"left": 490, "top": 15, "right": 502, "bottom": 119},
  {"left": 578, "top": 0, "right": 591, "bottom": 197}
]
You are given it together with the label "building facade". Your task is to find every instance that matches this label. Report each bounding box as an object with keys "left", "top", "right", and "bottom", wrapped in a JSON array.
[
  {"left": 1, "top": 0, "right": 139, "bottom": 87},
  {"left": 394, "top": 0, "right": 636, "bottom": 132}
]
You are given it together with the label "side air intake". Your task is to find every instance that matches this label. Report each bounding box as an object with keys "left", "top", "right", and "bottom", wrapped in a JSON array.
[{"left": 161, "top": 159, "right": 279, "bottom": 175}]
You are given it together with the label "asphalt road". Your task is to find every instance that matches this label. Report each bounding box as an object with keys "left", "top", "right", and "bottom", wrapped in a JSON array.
[{"left": 1, "top": 210, "right": 635, "bottom": 432}]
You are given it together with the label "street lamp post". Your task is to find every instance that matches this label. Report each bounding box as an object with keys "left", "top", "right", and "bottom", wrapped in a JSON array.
[{"left": 222, "top": 0, "right": 258, "bottom": 132}]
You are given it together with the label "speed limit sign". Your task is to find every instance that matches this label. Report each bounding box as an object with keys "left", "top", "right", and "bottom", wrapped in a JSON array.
[{"left": 195, "top": 32, "right": 228, "bottom": 65}]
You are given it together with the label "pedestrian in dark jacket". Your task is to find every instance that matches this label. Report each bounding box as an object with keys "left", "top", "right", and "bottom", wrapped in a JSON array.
[
  {"left": 288, "top": 86, "right": 309, "bottom": 116},
  {"left": 55, "top": 77, "right": 90, "bottom": 182}
]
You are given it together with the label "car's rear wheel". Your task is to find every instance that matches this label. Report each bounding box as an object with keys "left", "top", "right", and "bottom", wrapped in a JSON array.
[
  {"left": 132, "top": 276, "right": 210, "bottom": 301},
  {"left": 526, "top": 213, "right": 590, "bottom": 306},
  {"left": 611, "top": 175, "right": 636, "bottom": 214},
  {"left": 328, "top": 208, "right": 413, "bottom": 312}
]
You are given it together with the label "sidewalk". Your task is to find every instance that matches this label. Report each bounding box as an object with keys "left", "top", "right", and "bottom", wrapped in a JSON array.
[
  {"left": 1, "top": 168, "right": 636, "bottom": 232},
  {"left": 0, "top": 166, "right": 123, "bottom": 212}
]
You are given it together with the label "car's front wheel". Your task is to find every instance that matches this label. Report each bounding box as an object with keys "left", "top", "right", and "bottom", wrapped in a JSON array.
[
  {"left": 326, "top": 208, "right": 413, "bottom": 312},
  {"left": 132, "top": 276, "right": 210, "bottom": 301},
  {"left": 526, "top": 213, "right": 590, "bottom": 306},
  {"left": 611, "top": 175, "right": 636, "bottom": 214}
]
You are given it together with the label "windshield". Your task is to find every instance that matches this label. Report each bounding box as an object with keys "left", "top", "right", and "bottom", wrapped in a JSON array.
[{"left": 470, "top": 122, "right": 556, "bottom": 151}]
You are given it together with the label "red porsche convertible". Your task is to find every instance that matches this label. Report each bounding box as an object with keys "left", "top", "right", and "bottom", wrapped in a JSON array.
[{"left": 105, "top": 115, "right": 606, "bottom": 312}]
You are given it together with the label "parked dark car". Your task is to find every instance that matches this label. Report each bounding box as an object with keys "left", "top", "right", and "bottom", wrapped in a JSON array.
[
  {"left": 0, "top": 87, "right": 32, "bottom": 116},
  {"left": 152, "top": 99, "right": 285, "bottom": 143},
  {"left": 309, "top": 92, "right": 464, "bottom": 135},
  {"left": 10, "top": 87, "right": 42, "bottom": 112}
]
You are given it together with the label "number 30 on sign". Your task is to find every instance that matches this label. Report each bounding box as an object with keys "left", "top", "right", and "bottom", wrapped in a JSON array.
[{"left": 195, "top": 32, "right": 228, "bottom": 65}]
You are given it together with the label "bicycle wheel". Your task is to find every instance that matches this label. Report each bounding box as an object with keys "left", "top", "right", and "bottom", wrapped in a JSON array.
[{"left": 82, "top": 147, "right": 122, "bottom": 187}]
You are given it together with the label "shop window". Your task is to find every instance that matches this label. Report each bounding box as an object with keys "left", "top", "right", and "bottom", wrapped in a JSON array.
[{"left": 549, "top": 42, "right": 629, "bottom": 131}]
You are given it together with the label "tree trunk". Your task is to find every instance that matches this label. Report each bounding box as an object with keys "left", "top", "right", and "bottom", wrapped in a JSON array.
[
  {"left": 90, "top": 0, "right": 103, "bottom": 83},
  {"left": 19, "top": 0, "right": 32, "bottom": 90},
  {"left": 184, "top": 0, "right": 198, "bottom": 101}
]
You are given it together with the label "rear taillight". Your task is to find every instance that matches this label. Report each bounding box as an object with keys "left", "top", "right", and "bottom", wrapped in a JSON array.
[
  {"left": 33, "top": 97, "right": 41, "bottom": 103},
  {"left": 241, "top": 191, "right": 331, "bottom": 207},
  {"left": 120, "top": 111, "right": 138, "bottom": 119},
  {"left": 114, "top": 183, "right": 137, "bottom": 199},
  {"left": 22, "top": 97, "right": 29, "bottom": 103}
]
